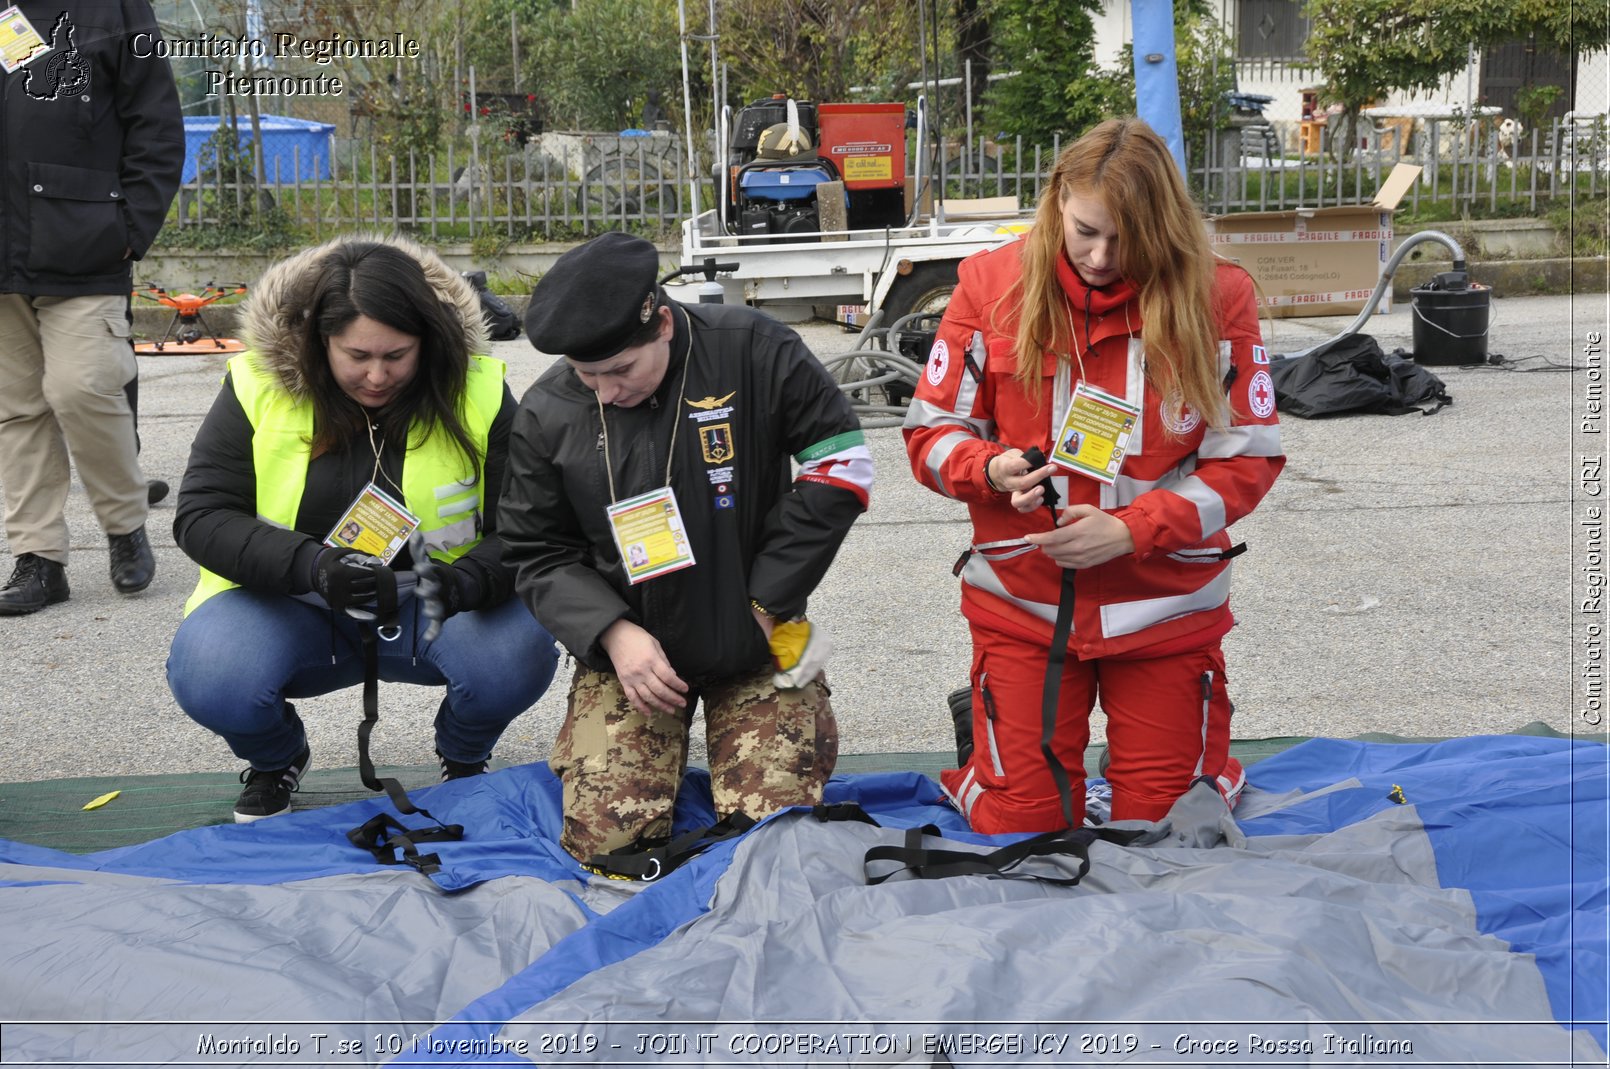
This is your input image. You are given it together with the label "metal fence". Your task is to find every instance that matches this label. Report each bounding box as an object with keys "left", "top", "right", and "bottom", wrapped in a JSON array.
[
  {"left": 167, "top": 115, "right": 1606, "bottom": 243},
  {"left": 171, "top": 129, "right": 703, "bottom": 241},
  {"left": 1194, "top": 114, "right": 1607, "bottom": 215}
]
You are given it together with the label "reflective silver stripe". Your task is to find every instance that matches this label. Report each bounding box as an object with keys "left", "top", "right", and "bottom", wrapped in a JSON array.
[
  {"left": 961, "top": 552, "right": 1059, "bottom": 625},
  {"left": 1051, "top": 360, "right": 1071, "bottom": 444},
  {"left": 1218, "top": 340, "right": 1233, "bottom": 380},
  {"left": 1099, "top": 567, "right": 1232, "bottom": 638},
  {"left": 979, "top": 671, "right": 1006, "bottom": 777},
  {"left": 974, "top": 537, "right": 1032, "bottom": 551},
  {"left": 421, "top": 515, "right": 478, "bottom": 554},
  {"left": 1199, "top": 423, "right": 1283, "bottom": 459},
  {"left": 1168, "top": 547, "right": 1228, "bottom": 564},
  {"left": 904, "top": 397, "right": 992, "bottom": 439},
  {"left": 1194, "top": 670, "right": 1214, "bottom": 778},
  {"left": 921, "top": 430, "right": 972, "bottom": 498},
  {"left": 961, "top": 774, "right": 985, "bottom": 818},
  {"left": 954, "top": 330, "right": 987, "bottom": 415},
  {"left": 434, "top": 477, "right": 475, "bottom": 500},
  {"left": 1125, "top": 339, "right": 1145, "bottom": 456},
  {"left": 1112, "top": 456, "right": 1196, "bottom": 507},
  {"left": 943, "top": 766, "right": 982, "bottom": 820},
  {"left": 253, "top": 515, "right": 291, "bottom": 530},
  {"left": 1172, "top": 474, "right": 1228, "bottom": 539},
  {"left": 438, "top": 495, "right": 479, "bottom": 518},
  {"left": 983, "top": 719, "right": 1006, "bottom": 778}
]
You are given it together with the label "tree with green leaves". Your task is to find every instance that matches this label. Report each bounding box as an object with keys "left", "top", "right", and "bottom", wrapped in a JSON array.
[
  {"left": 1302, "top": 0, "right": 1610, "bottom": 163},
  {"left": 715, "top": 0, "right": 926, "bottom": 105},
  {"left": 461, "top": 0, "right": 683, "bottom": 132},
  {"left": 978, "top": 0, "right": 1117, "bottom": 144},
  {"left": 1090, "top": 10, "right": 1237, "bottom": 175}
]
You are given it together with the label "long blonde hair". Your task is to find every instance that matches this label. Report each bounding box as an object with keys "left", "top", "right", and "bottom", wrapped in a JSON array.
[{"left": 1001, "top": 118, "right": 1228, "bottom": 430}]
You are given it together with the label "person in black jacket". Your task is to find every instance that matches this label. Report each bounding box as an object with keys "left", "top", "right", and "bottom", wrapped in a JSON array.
[
  {"left": 502, "top": 232, "right": 872, "bottom": 868},
  {"left": 166, "top": 236, "right": 559, "bottom": 823},
  {"left": 0, "top": 0, "right": 182, "bottom": 614}
]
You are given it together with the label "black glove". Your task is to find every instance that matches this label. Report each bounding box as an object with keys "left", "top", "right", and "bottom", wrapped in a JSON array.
[
  {"left": 409, "top": 532, "right": 465, "bottom": 642},
  {"left": 310, "top": 547, "right": 382, "bottom": 613}
]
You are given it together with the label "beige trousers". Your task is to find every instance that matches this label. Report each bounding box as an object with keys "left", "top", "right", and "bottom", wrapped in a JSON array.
[{"left": 0, "top": 293, "right": 147, "bottom": 563}]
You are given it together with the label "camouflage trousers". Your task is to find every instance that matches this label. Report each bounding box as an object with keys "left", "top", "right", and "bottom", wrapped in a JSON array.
[{"left": 550, "top": 662, "right": 838, "bottom": 862}]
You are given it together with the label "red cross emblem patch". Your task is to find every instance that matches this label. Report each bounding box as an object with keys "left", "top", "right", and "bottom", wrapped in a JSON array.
[{"left": 1248, "top": 369, "right": 1276, "bottom": 418}]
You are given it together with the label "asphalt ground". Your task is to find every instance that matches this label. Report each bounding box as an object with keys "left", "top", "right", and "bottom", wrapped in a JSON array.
[{"left": 0, "top": 289, "right": 1604, "bottom": 784}]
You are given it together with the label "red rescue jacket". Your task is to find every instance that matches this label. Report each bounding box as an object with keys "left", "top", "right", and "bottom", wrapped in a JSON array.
[{"left": 903, "top": 239, "right": 1285, "bottom": 660}]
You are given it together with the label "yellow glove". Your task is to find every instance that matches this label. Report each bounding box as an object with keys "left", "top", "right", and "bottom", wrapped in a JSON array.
[{"left": 769, "top": 618, "right": 832, "bottom": 690}]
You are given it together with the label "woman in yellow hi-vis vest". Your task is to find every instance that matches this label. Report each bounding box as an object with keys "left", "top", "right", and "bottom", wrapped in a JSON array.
[{"left": 166, "top": 236, "right": 558, "bottom": 823}]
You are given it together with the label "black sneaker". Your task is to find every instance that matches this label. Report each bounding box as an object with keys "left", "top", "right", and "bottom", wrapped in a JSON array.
[
  {"left": 146, "top": 479, "right": 170, "bottom": 507},
  {"left": 108, "top": 525, "right": 155, "bottom": 594},
  {"left": 438, "top": 749, "right": 488, "bottom": 781},
  {"left": 0, "top": 554, "right": 70, "bottom": 616},
  {"left": 233, "top": 746, "right": 312, "bottom": 823}
]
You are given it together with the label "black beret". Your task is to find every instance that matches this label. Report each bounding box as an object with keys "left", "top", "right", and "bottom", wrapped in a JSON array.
[{"left": 525, "top": 232, "right": 662, "bottom": 362}]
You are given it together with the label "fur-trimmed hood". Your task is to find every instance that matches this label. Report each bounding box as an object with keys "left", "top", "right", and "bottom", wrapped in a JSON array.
[{"left": 240, "top": 233, "right": 489, "bottom": 397}]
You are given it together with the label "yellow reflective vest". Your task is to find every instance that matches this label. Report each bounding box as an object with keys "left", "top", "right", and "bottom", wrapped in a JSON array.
[{"left": 184, "top": 352, "right": 506, "bottom": 615}]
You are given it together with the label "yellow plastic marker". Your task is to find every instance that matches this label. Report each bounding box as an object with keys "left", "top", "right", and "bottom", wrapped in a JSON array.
[{"left": 81, "top": 790, "right": 121, "bottom": 811}]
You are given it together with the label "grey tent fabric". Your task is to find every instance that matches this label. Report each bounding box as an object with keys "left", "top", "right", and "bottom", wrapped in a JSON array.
[
  {"left": 2, "top": 869, "right": 595, "bottom": 1065},
  {"left": 510, "top": 783, "right": 1600, "bottom": 1066},
  {"left": 1, "top": 775, "right": 1601, "bottom": 1067}
]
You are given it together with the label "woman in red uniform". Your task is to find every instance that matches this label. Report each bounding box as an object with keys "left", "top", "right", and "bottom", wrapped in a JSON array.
[{"left": 904, "top": 119, "right": 1284, "bottom": 833}]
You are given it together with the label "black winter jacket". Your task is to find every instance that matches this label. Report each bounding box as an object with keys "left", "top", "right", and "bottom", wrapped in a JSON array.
[
  {"left": 500, "top": 300, "right": 870, "bottom": 682},
  {"left": 1, "top": 0, "right": 183, "bottom": 296},
  {"left": 174, "top": 235, "right": 516, "bottom": 610}
]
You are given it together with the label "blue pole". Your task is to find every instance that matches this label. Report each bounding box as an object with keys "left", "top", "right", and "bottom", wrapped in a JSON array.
[{"left": 1130, "top": 0, "right": 1187, "bottom": 178}]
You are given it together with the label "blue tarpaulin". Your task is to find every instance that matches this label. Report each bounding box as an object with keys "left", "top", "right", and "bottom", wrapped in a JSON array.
[
  {"left": 1, "top": 734, "right": 1604, "bottom": 1065},
  {"left": 181, "top": 114, "right": 335, "bottom": 184}
]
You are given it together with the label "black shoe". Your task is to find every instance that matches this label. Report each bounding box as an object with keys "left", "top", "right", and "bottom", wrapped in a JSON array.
[
  {"left": 233, "top": 745, "right": 312, "bottom": 823},
  {"left": 108, "top": 526, "right": 155, "bottom": 594},
  {"left": 438, "top": 749, "right": 489, "bottom": 781},
  {"left": 146, "top": 479, "right": 170, "bottom": 507},
  {"left": 947, "top": 685, "right": 974, "bottom": 766},
  {"left": 0, "top": 554, "right": 70, "bottom": 616}
]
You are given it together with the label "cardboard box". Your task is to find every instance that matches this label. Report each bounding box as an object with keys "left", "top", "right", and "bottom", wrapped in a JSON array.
[
  {"left": 837, "top": 304, "right": 869, "bottom": 331},
  {"left": 1207, "top": 163, "right": 1421, "bottom": 317}
]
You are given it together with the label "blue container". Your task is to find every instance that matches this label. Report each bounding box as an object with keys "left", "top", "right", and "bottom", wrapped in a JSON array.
[
  {"left": 182, "top": 114, "right": 335, "bottom": 184},
  {"left": 738, "top": 166, "right": 833, "bottom": 202}
]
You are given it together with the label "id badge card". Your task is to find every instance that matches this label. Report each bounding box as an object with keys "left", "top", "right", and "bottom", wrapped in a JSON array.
[
  {"left": 324, "top": 483, "right": 420, "bottom": 565},
  {"left": 1050, "top": 381, "right": 1141, "bottom": 485},
  {"left": 0, "top": 7, "right": 49, "bottom": 73},
  {"left": 606, "top": 485, "right": 696, "bottom": 585}
]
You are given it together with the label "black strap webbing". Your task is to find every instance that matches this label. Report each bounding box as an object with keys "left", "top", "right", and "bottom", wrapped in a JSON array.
[
  {"left": 346, "top": 812, "right": 464, "bottom": 876},
  {"left": 582, "top": 811, "right": 758, "bottom": 882},
  {"left": 864, "top": 822, "right": 1149, "bottom": 886},
  {"left": 812, "top": 801, "right": 882, "bottom": 827},
  {"left": 1040, "top": 568, "right": 1079, "bottom": 830},
  {"left": 344, "top": 568, "right": 464, "bottom": 875}
]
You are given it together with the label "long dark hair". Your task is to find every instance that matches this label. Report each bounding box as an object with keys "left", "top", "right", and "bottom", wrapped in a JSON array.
[{"left": 297, "top": 241, "right": 481, "bottom": 479}]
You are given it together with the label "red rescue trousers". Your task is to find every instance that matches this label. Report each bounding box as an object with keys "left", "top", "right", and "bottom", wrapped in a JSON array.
[{"left": 941, "top": 619, "right": 1233, "bottom": 833}]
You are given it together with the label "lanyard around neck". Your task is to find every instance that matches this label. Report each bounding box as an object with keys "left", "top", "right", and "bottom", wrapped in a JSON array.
[
  {"left": 363, "top": 414, "right": 405, "bottom": 497},
  {"left": 597, "top": 305, "right": 693, "bottom": 505}
]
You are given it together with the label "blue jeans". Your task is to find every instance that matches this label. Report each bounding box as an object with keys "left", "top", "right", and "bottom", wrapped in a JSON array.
[{"left": 167, "top": 589, "right": 559, "bottom": 769}]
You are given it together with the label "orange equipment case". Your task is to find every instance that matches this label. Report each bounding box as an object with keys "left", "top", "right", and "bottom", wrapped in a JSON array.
[{"left": 817, "top": 102, "right": 906, "bottom": 191}]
